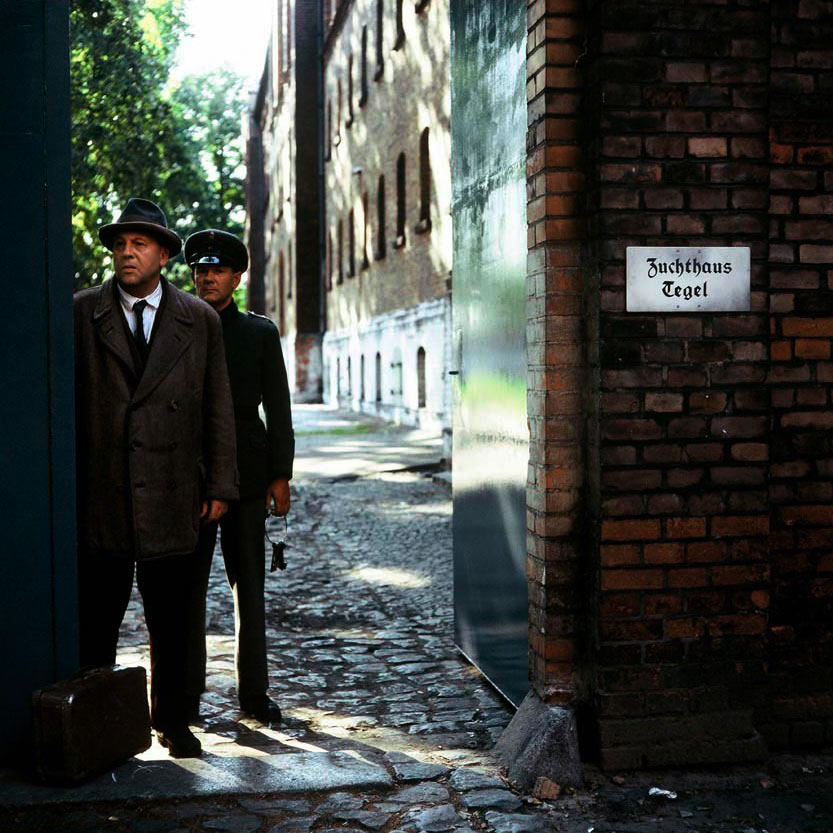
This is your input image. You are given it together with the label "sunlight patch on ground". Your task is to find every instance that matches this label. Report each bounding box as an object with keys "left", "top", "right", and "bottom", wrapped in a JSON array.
[{"left": 343, "top": 565, "right": 431, "bottom": 589}]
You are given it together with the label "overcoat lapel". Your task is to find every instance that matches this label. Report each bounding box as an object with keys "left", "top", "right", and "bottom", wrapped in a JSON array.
[
  {"left": 92, "top": 279, "right": 139, "bottom": 378},
  {"left": 132, "top": 278, "right": 194, "bottom": 406}
]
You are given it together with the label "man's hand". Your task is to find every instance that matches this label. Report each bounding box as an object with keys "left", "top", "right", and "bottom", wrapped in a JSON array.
[
  {"left": 200, "top": 499, "right": 228, "bottom": 524},
  {"left": 266, "top": 477, "right": 290, "bottom": 517}
]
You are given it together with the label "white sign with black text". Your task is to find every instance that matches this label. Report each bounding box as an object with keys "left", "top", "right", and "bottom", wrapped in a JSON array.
[{"left": 626, "top": 246, "right": 750, "bottom": 312}]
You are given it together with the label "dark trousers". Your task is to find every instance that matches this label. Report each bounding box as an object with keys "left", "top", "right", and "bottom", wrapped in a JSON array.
[
  {"left": 186, "top": 498, "right": 268, "bottom": 704},
  {"left": 78, "top": 550, "right": 193, "bottom": 732}
]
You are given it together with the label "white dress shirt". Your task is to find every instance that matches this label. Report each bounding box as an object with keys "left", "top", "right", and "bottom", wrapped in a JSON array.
[{"left": 117, "top": 281, "right": 163, "bottom": 342}]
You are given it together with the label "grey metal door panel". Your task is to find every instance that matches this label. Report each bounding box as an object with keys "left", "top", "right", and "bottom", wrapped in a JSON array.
[{"left": 450, "top": 1, "right": 528, "bottom": 707}]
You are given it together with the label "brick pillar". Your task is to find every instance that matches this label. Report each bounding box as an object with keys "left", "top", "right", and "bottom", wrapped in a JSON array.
[
  {"left": 526, "top": 0, "right": 590, "bottom": 708},
  {"left": 494, "top": 0, "right": 588, "bottom": 787},
  {"left": 765, "top": 0, "right": 833, "bottom": 750}
]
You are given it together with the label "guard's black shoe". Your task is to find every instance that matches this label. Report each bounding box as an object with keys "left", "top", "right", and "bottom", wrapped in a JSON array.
[
  {"left": 157, "top": 726, "right": 202, "bottom": 758},
  {"left": 240, "top": 695, "right": 282, "bottom": 724}
]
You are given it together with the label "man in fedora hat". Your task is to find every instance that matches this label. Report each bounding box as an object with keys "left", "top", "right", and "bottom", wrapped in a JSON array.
[
  {"left": 183, "top": 228, "right": 293, "bottom": 725},
  {"left": 73, "top": 198, "right": 239, "bottom": 757}
]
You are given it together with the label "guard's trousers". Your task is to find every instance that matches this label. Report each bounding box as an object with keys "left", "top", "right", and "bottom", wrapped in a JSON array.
[
  {"left": 78, "top": 549, "right": 192, "bottom": 732},
  {"left": 186, "top": 498, "right": 269, "bottom": 704}
]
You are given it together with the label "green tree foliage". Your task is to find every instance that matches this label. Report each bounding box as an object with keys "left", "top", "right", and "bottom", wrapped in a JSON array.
[{"left": 70, "top": 0, "right": 248, "bottom": 290}]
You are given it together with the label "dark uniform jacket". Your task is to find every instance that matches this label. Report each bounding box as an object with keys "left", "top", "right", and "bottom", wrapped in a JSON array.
[
  {"left": 74, "top": 277, "right": 239, "bottom": 559},
  {"left": 218, "top": 301, "right": 294, "bottom": 499}
]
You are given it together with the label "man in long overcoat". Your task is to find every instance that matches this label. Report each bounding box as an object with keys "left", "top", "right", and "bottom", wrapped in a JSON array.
[
  {"left": 74, "top": 198, "right": 238, "bottom": 757},
  {"left": 183, "top": 229, "right": 294, "bottom": 725}
]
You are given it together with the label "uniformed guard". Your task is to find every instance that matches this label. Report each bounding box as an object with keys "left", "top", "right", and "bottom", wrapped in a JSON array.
[{"left": 184, "top": 228, "right": 294, "bottom": 724}]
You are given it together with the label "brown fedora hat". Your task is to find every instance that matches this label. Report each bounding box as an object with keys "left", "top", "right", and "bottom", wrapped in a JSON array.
[{"left": 98, "top": 197, "right": 182, "bottom": 256}]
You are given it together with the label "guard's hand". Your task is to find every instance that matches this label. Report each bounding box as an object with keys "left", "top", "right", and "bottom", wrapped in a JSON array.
[
  {"left": 266, "top": 478, "right": 291, "bottom": 517},
  {"left": 200, "top": 499, "right": 228, "bottom": 523}
]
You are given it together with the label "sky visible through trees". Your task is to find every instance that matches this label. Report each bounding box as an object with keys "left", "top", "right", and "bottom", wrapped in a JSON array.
[{"left": 70, "top": 0, "right": 250, "bottom": 290}]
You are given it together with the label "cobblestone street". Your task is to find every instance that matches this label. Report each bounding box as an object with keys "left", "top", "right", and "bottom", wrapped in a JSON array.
[{"left": 1, "top": 407, "right": 832, "bottom": 832}]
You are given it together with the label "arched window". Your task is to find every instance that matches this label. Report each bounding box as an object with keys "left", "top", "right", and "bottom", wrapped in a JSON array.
[
  {"left": 375, "top": 352, "right": 382, "bottom": 403},
  {"left": 348, "top": 207, "right": 355, "bottom": 276},
  {"left": 394, "top": 152, "right": 406, "bottom": 248},
  {"left": 336, "top": 356, "right": 341, "bottom": 400},
  {"left": 394, "top": 0, "right": 405, "bottom": 49},
  {"left": 336, "top": 79, "right": 342, "bottom": 145},
  {"left": 337, "top": 218, "right": 344, "bottom": 284},
  {"left": 391, "top": 348, "right": 403, "bottom": 398},
  {"left": 360, "top": 27, "right": 369, "bottom": 106},
  {"left": 346, "top": 55, "right": 354, "bottom": 127},
  {"left": 326, "top": 229, "right": 333, "bottom": 291},
  {"left": 285, "top": 0, "right": 292, "bottom": 74},
  {"left": 417, "top": 347, "right": 426, "bottom": 408},
  {"left": 326, "top": 99, "right": 332, "bottom": 160},
  {"left": 360, "top": 354, "right": 366, "bottom": 401},
  {"left": 277, "top": 251, "right": 285, "bottom": 333},
  {"left": 376, "top": 174, "right": 387, "bottom": 259},
  {"left": 375, "top": 0, "right": 384, "bottom": 79},
  {"left": 416, "top": 127, "right": 431, "bottom": 233},
  {"left": 361, "top": 191, "right": 370, "bottom": 269}
]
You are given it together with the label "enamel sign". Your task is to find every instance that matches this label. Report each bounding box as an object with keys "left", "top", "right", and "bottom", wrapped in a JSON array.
[{"left": 626, "top": 246, "right": 751, "bottom": 312}]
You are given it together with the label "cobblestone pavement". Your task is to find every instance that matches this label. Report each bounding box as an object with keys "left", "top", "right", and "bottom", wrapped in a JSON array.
[{"left": 2, "top": 407, "right": 832, "bottom": 832}]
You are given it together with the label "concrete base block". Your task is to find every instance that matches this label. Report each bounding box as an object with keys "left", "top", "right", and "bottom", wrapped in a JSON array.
[{"left": 494, "top": 691, "right": 583, "bottom": 789}]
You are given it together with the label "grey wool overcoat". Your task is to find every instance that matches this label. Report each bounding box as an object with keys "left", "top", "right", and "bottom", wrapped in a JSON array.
[{"left": 74, "top": 277, "right": 239, "bottom": 560}]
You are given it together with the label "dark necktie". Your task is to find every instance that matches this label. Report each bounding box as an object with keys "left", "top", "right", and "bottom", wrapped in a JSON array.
[{"left": 133, "top": 300, "right": 149, "bottom": 362}]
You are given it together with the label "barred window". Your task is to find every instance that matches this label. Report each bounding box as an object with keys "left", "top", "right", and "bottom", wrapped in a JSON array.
[
  {"left": 359, "top": 26, "right": 369, "bottom": 106},
  {"left": 348, "top": 207, "right": 355, "bottom": 276},
  {"left": 376, "top": 174, "right": 387, "bottom": 259},
  {"left": 361, "top": 191, "right": 370, "bottom": 269},
  {"left": 337, "top": 218, "right": 344, "bottom": 284},
  {"left": 375, "top": 0, "right": 384, "bottom": 79},
  {"left": 394, "top": 0, "right": 405, "bottom": 49},
  {"left": 394, "top": 152, "right": 406, "bottom": 248},
  {"left": 416, "top": 127, "right": 431, "bottom": 233},
  {"left": 417, "top": 347, "right": 426, "bottom": 407},
  {"left": 346, "top": 55, "right": 354, "bottom": 127}
]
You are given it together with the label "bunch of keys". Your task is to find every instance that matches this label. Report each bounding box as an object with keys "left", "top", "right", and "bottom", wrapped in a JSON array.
[{"left": 265, "top": 514, "right": 289, "bottom": 572}]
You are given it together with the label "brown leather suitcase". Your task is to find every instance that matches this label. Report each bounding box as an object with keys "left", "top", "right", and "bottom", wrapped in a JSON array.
[{"left": 31, "top": 665, "right": 152, "bottom": 783}]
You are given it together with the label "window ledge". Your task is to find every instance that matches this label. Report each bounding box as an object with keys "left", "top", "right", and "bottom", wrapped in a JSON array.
[
  {"left": 392, "top": 234, "right": 406, "bottom": 250},
  {"left": 414, "top": 217, "right": 431, "bottom": 235}
]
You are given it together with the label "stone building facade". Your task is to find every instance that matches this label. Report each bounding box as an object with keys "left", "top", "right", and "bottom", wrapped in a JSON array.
[
  {"left": 247, "top": 0, "right": 323, "bottom": 402},
  {"left": 321, "top": 0, "right": 452, "bottom": 436},
  {"left": 517, "top": 0, "right": 833, "bottom": 774}
]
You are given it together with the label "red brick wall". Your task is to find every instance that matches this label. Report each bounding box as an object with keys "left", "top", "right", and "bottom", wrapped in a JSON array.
[
  {"left": 527, "top": 0, "right": 833, "bottom": 769},
  {"left": 763, "top": 0, "right": 833, "bottom": 750}
]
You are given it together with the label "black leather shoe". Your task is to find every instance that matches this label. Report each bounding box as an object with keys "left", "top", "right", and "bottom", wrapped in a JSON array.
[
  {"left": 157, "top": 726, "right": 202, "bottom": 758},
  {"left": 240, "top": 695, "right": 282, "bottom": 724}
]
